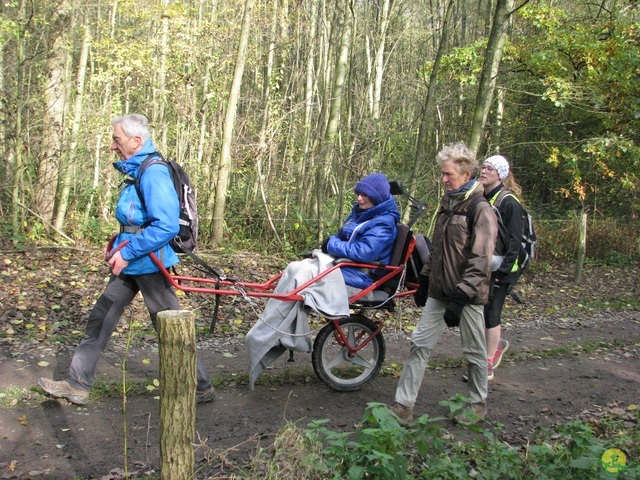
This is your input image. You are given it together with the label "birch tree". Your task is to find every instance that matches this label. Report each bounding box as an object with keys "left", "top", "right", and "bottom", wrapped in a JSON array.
[
  {"left": 209, "top": 0, "right": 254, "bottom": 247},
  {"left": 468, "top": 0, "right": 517, "bottom": 153}
]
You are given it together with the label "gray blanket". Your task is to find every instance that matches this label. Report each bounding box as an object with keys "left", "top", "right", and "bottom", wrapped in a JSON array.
[{"left": 246, "top": 251, "right": 350, "bottom": 389}]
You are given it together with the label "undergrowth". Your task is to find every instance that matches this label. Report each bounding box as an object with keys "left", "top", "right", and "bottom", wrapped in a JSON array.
[{"left": 232, "top": 400, "right": 639, "bottom": 480}]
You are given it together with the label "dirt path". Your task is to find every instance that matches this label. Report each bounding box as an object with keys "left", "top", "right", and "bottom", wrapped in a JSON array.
[
  {"left": 1, "top": 309, "right": 638, "bottom": 479},
  {"left": 0, "top": 251, "right": 639, "bottom": 479}
]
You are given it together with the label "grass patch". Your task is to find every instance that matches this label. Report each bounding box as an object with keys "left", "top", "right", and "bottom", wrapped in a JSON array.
[
  {"left": 575, "top": 296, "right": 640, "bottom": 310},
  {"left": 0, "top": 386, "right": 41, "bottom": 407}
]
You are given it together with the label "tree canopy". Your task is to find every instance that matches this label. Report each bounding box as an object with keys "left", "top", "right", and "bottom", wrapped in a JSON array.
[{"left": 0, "top": 0, "right": 638, "bottom": 250}]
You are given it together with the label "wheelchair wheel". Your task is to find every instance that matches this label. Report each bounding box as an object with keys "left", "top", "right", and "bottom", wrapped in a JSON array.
[{"left": 312, "top": 314, "right": 385, "bottom": 392}]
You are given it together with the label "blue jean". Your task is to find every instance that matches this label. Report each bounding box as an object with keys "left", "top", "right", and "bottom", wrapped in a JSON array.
[
  {"left": 68, "top": 272, "right": 212, "bottom": 392},
  {"left": 394, "top": 297, "right": 488, "bottom": 407}
]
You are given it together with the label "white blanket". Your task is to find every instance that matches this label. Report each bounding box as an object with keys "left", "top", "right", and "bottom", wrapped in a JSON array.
[{"left": 246, "top": 250, "right": 350, "bottom": 389}]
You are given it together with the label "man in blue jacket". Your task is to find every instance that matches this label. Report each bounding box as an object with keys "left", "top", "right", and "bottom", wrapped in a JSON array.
[{"left": 38, "top": 114, "right": 214, "bottom": 405}]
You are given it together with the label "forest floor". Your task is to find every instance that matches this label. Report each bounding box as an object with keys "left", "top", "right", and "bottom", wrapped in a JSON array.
[{"left": 0, "top": 247, "right": 638, "bottom": 479}]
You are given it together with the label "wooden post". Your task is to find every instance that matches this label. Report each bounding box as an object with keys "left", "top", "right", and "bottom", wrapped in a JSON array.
[
  {"left": 575, "top": 212, "right": 588, "bottom": 284},
  {"left": 157, "top": 310, "right": 197, "bottom": 480}
]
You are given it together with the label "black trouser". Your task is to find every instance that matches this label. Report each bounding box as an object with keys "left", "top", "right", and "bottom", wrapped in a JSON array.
[
  {"left": 68, "top": 272, "right": 212, "bottom": 392},
  {"left": 483, "top": 280, "right": 511, "bottom": 329}
]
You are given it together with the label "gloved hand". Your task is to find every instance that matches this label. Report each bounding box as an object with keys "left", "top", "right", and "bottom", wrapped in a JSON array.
[
  {"left": 321, "top": 237, "right": 330, "bottom": 254},
  {"left": 443, "top": 290, "right": 470, "bottom": 328},
  {"left": 414, "top": 274, "right": 429, "bottom": 307}
]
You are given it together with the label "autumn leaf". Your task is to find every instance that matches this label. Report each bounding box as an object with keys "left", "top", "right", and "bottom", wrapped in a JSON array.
[{"left": 18, "top": 415, "right": 28, "bottom": 426}]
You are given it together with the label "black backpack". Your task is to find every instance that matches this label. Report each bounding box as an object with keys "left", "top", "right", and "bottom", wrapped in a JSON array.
[
  {"left": 135, "top": 153, "right": 198, "bottom": 253},
  {"left": 491, "top": 190, "right": 537, "bottom": 272},
  {"left": 406, "top": 233, "right": 432, "bottom": 283},
  {"left": 443, "top": 192, "right": 537, "bottom": 274}
]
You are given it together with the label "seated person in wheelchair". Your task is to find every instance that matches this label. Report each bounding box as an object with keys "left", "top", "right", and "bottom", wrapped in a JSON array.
[
  {"left": 246, "top": 172, "right": 400, "bottom": 389},
  {"left": 322, "top": 172, "right": 401, "bottom": 288}
]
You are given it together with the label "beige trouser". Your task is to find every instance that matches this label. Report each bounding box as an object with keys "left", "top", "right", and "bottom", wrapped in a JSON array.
[{"left": 394, "top": 297, "right": 488, "bottom": 407}]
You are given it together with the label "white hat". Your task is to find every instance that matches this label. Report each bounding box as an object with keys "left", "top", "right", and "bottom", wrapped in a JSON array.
[{"left": 484, "top": 155, "right": 510, "bottom": 180}]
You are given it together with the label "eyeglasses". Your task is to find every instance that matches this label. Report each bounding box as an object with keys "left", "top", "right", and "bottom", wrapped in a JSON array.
[{"left": 481, "top": 165, "right": 495, "bottom": 172}]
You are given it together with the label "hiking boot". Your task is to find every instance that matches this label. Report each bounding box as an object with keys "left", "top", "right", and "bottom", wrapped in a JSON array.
[
  {"left": 196, "top": 387, "right": 215, "bottom": 404},
  {"left": 462, "top": 361, "right": 494, "bottom": 382},
  {"left": 492, "top": 339, "right": 510, "bottom": 369},
  {"left": 390, "top": 402, "right": 414, "bottom": 425},
  {"left": 453, "top": 401, "right": 487, "bottom": 426},
  {"left": 37, "top": 378, "right": 90, "bottom": 405}
]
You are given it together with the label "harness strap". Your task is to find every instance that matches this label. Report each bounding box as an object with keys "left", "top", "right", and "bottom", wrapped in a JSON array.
[{"left": 120, "top": 225, "right": 145, "bottom": 234}]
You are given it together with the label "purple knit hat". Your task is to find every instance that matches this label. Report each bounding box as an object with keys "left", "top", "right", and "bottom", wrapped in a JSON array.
[{"left": 354, "top": 173, "right": 390, "bottom": 205}]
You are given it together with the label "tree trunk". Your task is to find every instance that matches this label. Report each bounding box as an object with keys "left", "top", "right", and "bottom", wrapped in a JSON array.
[
  {"left": 317, "top": 0, "right": 353, "bottom": 241},
  {"left": 83, "top": 135, "right": 103, "bottom": 224},
  {"left": 405, "top": 0, "right": 454, "bottom": 223},
  {"left": 255, "top": 0, "right": 281, "bottom": 243},
  {"left": 209, "top": 0, "right": 254, "bottom": 247},
  {"left": 158, "top": 310, "right": 197, "bottom": 480},
  {"left": 492, "top": 84, "right": 505, "bottom": 152},
  {"left": 158, "top": 0, "right": 170, "bottom": 151},
  {"left": 372, "top": 0, "right": 391, "bottom": 120},
  {"left": 35, "top": 0, "right": 72, "bottom": 225},
  {"left": 54, "top": 22, "right": 90, "bottom": 234},
  {"left": 468, "top": 0, "right": 514, "bottom": 153}
]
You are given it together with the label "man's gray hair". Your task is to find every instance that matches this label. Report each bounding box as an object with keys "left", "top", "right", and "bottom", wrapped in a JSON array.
[
  {"left": 112, "top": 114, "right": 151, "bottom": 145},
  {"left": 436, "top": 143, "right": 477, "bottom": 174}
]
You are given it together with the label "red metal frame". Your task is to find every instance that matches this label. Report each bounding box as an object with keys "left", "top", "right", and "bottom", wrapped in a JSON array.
[
  {"left": 118, "top": 236, "right": 419, "bottom": 357},
  {"left": 149, "top": 237, "right": 418, "bottom": 302}
]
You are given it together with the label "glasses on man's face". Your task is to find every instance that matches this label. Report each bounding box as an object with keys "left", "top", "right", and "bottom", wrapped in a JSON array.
[{"left": 481, "top": 165, "right": 495, "bottom": 172}]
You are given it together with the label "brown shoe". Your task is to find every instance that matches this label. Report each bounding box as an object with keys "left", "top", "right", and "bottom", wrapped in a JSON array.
[
  {"left": 390, "top": 402, "right": 414, "bottom": 424},
  {"left": 453, "top": 401, "right": 487, "bottom": 426},
  {"left": 196, "top": 387, "right": 215, "bottom": 404},
  {"left": 37, "top": 378, "right": 90, "bottom": 405}
]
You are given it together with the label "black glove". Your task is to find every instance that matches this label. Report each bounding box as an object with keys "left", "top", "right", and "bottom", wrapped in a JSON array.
[
  {"left": 414, "top": 274, "right": 429, "bottom": 307},
  {"left": 321, "top": 237, "right": 330, "bottom": 254},
  {"left": 443, "top": 290, "right": 470, "bottom": 328}
]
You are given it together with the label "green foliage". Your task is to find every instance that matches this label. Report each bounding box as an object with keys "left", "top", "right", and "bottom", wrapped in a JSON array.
[
  {"left": 305, "top": 402, "right": 446, "bottom": 479},
  {"left": 506, "top": 4, "right": 640, "bottom": 216},
  {"left": 534, "top": 217, "right": 639, "bottom": 265},
  {"left": 292, "top": 402, "right": 640, "bottom": 480}
]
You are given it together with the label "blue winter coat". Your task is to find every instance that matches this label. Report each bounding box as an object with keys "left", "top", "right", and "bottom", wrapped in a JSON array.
[
  {"left": 326, "top": 196, "right": 401, "bottom": 289},
  {"left": 111, "top": 139, "right": 180, "bottom": 275}
]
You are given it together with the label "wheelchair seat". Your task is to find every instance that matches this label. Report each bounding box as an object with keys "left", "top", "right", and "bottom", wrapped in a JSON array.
[{"left": 346, "top": 223, "right": 413, "bottom": 310}]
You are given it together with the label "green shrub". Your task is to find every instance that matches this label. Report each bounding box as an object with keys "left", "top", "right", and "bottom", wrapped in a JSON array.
[{"left": 296, "top": 401, "right": 639, "bottom": 480}]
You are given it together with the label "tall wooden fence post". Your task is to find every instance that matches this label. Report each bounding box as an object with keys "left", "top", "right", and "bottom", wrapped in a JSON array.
[
  {"left": 157, "top": 310, "right": 197, "bottom": 480},
  {"left": 575, "top": 212, "right": 588, "bottom": 284}
]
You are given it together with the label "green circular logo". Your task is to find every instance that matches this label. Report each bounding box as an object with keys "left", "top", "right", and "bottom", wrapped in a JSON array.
[{"left": 602, "top": 448, "right": 627, "bottom": 476}]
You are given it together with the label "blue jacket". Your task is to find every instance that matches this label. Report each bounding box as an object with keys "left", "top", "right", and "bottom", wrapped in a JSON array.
[
  {"left": 326, "top": 196, "right": 400, "bottom": 289},
  {"left": 111, "top": 139, "right": 180, "bottom": 275}
]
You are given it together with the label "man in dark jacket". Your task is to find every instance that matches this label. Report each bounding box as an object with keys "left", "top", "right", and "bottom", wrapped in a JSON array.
[
  {"left": 38, "top": 114, "right": 214, "bottom": 405},
  {"left": 391, "top": 143, "right": 497, "bottom": 426}
]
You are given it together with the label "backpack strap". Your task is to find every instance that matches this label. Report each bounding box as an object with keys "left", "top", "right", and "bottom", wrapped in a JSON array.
[
  {"left": 491, "top": 188, "right": 521, "bottom": 209},
  {"left": 438, "top": 195, "right": 486, "bottom": 233},
  {"left": 132, "top": 152, "right": 167, "bottom": 212}
]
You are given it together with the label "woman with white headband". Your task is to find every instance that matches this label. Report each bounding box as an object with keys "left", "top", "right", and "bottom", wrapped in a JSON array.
[{"left": 476, "top": 154, "right": 526, "bottom": 381}]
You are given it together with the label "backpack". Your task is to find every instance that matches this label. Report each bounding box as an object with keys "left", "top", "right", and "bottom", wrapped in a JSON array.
[
  {"left": 491, "top": 189, "right": 537, "bottom": 272},
  {"left": 135, "top": 153, "right": 198, "bottom": 253},
  {"left": 406, "top": 233, "right": 432, "bottom": 283}
]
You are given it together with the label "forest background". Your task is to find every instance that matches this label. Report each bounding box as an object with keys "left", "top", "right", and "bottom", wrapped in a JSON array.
[{"left": 0, "top": 0, "right": 639, "bottom": 262}]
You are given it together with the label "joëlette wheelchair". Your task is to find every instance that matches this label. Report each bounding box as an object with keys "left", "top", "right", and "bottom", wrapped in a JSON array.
[{"left": 143, "top": 181, "right": 429, "bottom": 391}]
